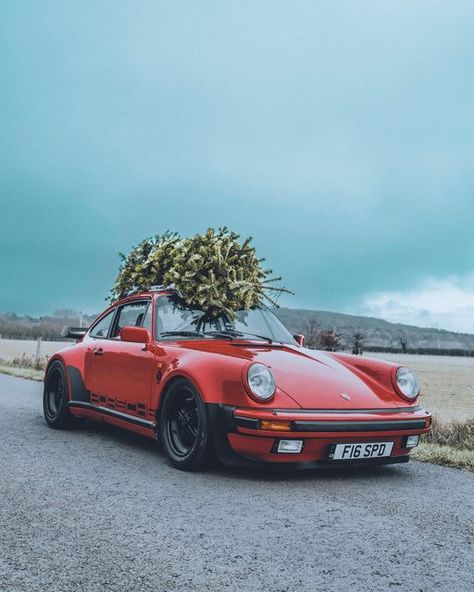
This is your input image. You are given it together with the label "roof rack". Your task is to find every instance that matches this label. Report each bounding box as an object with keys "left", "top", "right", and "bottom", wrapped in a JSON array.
[
  {"left": 124, "top": 288, "right": 139, "bottom": 296},
  {"left": 124, "top": 284, "right": 182, "bottom": 297}
]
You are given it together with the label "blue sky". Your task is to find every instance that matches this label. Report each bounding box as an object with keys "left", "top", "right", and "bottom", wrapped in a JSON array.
[{"left": 1, "top": 1, "right": 473, "bottom": 331}]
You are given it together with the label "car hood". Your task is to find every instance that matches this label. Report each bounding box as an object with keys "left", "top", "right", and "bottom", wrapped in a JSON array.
[{"left": 177, "top": 341, "right": 399, "bottom": 409}]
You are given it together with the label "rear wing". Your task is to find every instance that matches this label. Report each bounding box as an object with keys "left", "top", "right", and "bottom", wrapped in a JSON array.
[{"left": 62, "top": 326, "right": 88, "bottom": 339}]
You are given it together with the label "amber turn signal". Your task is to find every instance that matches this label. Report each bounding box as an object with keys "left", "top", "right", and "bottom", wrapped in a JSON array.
[{"left": 260, "top": 420, "right": 292, "bottom": 432}]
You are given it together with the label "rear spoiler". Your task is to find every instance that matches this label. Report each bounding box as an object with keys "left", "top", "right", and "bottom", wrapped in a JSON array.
[{"left": 62, "top": 326, "right": 89, "bottom": 339}]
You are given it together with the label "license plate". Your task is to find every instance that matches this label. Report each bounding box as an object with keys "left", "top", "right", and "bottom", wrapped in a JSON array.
[{"left": 330, "top": 441, "right": 394, "bottom": 461}]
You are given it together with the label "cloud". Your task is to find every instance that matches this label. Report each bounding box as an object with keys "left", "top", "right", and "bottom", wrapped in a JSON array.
[{"left": 358, "top": 274, "right": 474, "bottom": 333}]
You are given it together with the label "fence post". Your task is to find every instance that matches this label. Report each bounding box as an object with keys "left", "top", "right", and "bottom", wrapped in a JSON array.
[{"left": 35, "top": 337, "right": 42, "bottom": 368}]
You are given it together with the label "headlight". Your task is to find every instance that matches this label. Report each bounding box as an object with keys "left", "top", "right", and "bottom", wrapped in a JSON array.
[
  {"left": 247, "top": 363, "right": 276, "bottom": 401},
  {"left": 395, "top": 367, "right": 420, "bottom": 400}
]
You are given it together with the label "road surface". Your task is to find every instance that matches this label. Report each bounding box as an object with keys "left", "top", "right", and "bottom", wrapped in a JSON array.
[{"left": 0, "top": 374, "right": 472, "bottom": 592}]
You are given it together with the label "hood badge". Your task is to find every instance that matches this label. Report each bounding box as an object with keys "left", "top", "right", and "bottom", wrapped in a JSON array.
[{"left": 340, "top": 393, "right": 351, "bottom": 401}]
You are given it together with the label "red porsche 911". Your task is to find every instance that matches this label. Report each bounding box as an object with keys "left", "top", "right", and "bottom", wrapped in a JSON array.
[{"left": 43, "top": 287, "right": 431, "bottom": 471}]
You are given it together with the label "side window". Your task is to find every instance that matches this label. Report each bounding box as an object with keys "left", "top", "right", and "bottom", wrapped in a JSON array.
[
  {"left": 111, "top": 301, "right": 150, "bottom": 338},
  {"left": 89, "top": 310, "right": 115, "bottom": 338}
]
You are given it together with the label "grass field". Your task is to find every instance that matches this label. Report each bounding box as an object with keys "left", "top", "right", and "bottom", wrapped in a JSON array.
[
  {"left": 367, "top": 352, "right": 474, "bottom": 421},
  {"left": 0, "top": 338, "right": 68, "bottom": 362}
]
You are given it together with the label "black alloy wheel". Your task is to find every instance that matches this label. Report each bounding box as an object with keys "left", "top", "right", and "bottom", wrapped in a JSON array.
[
  {"left": 160, "top": 378, "right": 213, "bottom": 470},
  {"left": 43, "top": 361, "right": 76, "bottom": 429}
]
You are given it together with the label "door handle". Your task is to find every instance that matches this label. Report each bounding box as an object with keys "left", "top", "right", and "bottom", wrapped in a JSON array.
[{"left": 93, "top": 348, "right": 104, "bottom": 356}]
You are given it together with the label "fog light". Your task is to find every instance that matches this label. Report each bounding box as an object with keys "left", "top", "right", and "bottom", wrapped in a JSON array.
[
  {"left": 277, "top": 440, "right": 303, "bottom": 454},
  {"left": 406, "top": 435, "right": 420, "bottom": 448}
]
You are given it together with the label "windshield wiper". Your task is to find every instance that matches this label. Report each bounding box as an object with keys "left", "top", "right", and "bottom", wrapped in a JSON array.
[
  {"left": 215, "top": 329, "right": 274, "bottom": 343},
  {"left": 159, "top": 330, "right": 205, "bottom": 338},
  {"left": 160, "top": 329, "right": 275, "bottom": 343},
  {"left": 203, "top": 331, "right": 237, "bottom": 340}
]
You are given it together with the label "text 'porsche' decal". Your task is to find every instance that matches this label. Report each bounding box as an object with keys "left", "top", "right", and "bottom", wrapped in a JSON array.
[{"left": 90, "top": 392, "right": 155, "bottom": 421}]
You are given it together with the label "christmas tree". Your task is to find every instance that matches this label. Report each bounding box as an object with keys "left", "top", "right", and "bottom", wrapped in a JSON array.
[{"left": 111, "top": 228, "right": 291, "bottom": 319}]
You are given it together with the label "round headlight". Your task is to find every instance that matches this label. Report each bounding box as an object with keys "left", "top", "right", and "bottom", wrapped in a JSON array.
[
  {"left": 247, "top": 363, "right": 276, "bottom": 401},
  {"left": 395, "top": 367, "right": 420, "bottom": 400}
]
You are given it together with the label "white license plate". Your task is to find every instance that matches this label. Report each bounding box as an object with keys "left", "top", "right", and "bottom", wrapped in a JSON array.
[{"left": 331, "top": 441, "right": 394, "bottom": 460}]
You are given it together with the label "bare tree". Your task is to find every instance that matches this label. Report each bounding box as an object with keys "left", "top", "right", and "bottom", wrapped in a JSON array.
[
  {"left": 351, "top": 331, "right": 365, "bottom": 355},
  {"left": 53, "top": 308, "right": 81, "bottom": 319},
  {"left": 399, "top": 336, "right": 408, "bottom": 354},
  {"left": 304, "top": 318, "right": 320, "bottom": 349},
  {"left": 319, "top": 329, "right": 342, "bottom": 352}
]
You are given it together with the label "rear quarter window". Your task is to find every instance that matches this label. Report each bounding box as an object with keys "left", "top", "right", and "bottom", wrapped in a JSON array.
[{"left": 89, "top": 309, "right": 115, "bottom": 338}]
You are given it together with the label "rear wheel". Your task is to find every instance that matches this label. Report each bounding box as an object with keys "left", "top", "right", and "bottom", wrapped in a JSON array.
[
  {"left": 159, "top": 378, "right": 213, "bottom": 471},
  {"left": 43, "top": 361, "right": 76, "bottom": 429}
]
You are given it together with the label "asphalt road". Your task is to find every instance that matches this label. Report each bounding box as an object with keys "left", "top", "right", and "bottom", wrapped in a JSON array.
[{"left": 0, "top": 374, "right": 473, "bottom": 592}]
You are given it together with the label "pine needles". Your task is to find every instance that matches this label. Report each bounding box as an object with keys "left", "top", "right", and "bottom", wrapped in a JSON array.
[{"left": 110, "top": 228, "right": 292, "bottom": 319}]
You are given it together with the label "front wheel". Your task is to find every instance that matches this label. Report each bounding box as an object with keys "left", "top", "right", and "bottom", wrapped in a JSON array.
[
  {"left": 159, "top": 379, "right": 213, "bottom": 471},
  {"left": 43, "top": 361, "right": 76, "bottom": 429}
]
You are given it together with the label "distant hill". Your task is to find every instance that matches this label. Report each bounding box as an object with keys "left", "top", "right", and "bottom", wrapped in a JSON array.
[
  {"left": 0, "top": 311, "right": 96, "bottom": 341},
  {"left": 275, "top": 307, "right": 474, "bottom": 353}
]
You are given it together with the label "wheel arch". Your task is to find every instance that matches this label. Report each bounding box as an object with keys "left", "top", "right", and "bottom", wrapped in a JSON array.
[
  {"left": 44, "top": 346, "right": 88, "bottom": 405},
  {"left": 155, "top": 373, "right": 203, "bottom": 422},
  {"left": 44, "top": 354, "right": 67, "bottom": 381}
]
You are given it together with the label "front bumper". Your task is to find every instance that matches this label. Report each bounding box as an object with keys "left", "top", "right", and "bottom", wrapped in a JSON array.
[{"left": 207, "top": 404, "right": 431, "bottom": 469}]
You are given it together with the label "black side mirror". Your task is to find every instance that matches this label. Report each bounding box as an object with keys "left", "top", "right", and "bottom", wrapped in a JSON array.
[{"left": 294, "top": 334, "right": 305, "bottom": 347}]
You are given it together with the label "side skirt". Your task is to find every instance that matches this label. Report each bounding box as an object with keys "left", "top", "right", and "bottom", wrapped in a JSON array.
[{"left": 69, "top": 401, "right": 156, "bottom": 431}]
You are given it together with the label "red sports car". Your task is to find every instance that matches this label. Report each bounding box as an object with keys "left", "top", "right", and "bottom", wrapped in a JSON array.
[{"left": 43, "top": 287, "right": 431, "bottom": 470}]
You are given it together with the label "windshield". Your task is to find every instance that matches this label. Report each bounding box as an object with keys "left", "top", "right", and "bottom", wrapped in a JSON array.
[{"left": 155, "top": 295, "right": 296, "bottom": 344}]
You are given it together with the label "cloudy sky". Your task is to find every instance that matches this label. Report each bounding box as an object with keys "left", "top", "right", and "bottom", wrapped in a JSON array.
[{"left": 1, "top": 1, "right": 473, "bottom": 332}]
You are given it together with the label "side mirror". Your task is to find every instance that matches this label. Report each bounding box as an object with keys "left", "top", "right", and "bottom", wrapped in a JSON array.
[
  {"left": 294, "top": 334, "right": 305, "bottom": 347},
  {"left": 120, "top": 326, "right": 151, "bottom": 344}
]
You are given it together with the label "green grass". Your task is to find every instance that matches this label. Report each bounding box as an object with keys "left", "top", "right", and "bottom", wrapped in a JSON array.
[
  {"left": 412, "top": 442, "right": 474, "bottom": 472},
  {"left": 0, "top": 364, "right": 44, "bottom": 382},
  {"left": 0, "top": 352, "right": 47, "bottom": 382},
  {"left": 411, "top": 415, "right": 474, "bottom": 472}
]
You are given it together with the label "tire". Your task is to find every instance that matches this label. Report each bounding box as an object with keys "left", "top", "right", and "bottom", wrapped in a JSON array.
[
  {"left": 43, "top": 361, "right": 76, "bottom": 429},
  {"left": 159, "top": 378, "right": 214, "bottom": 471}
]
